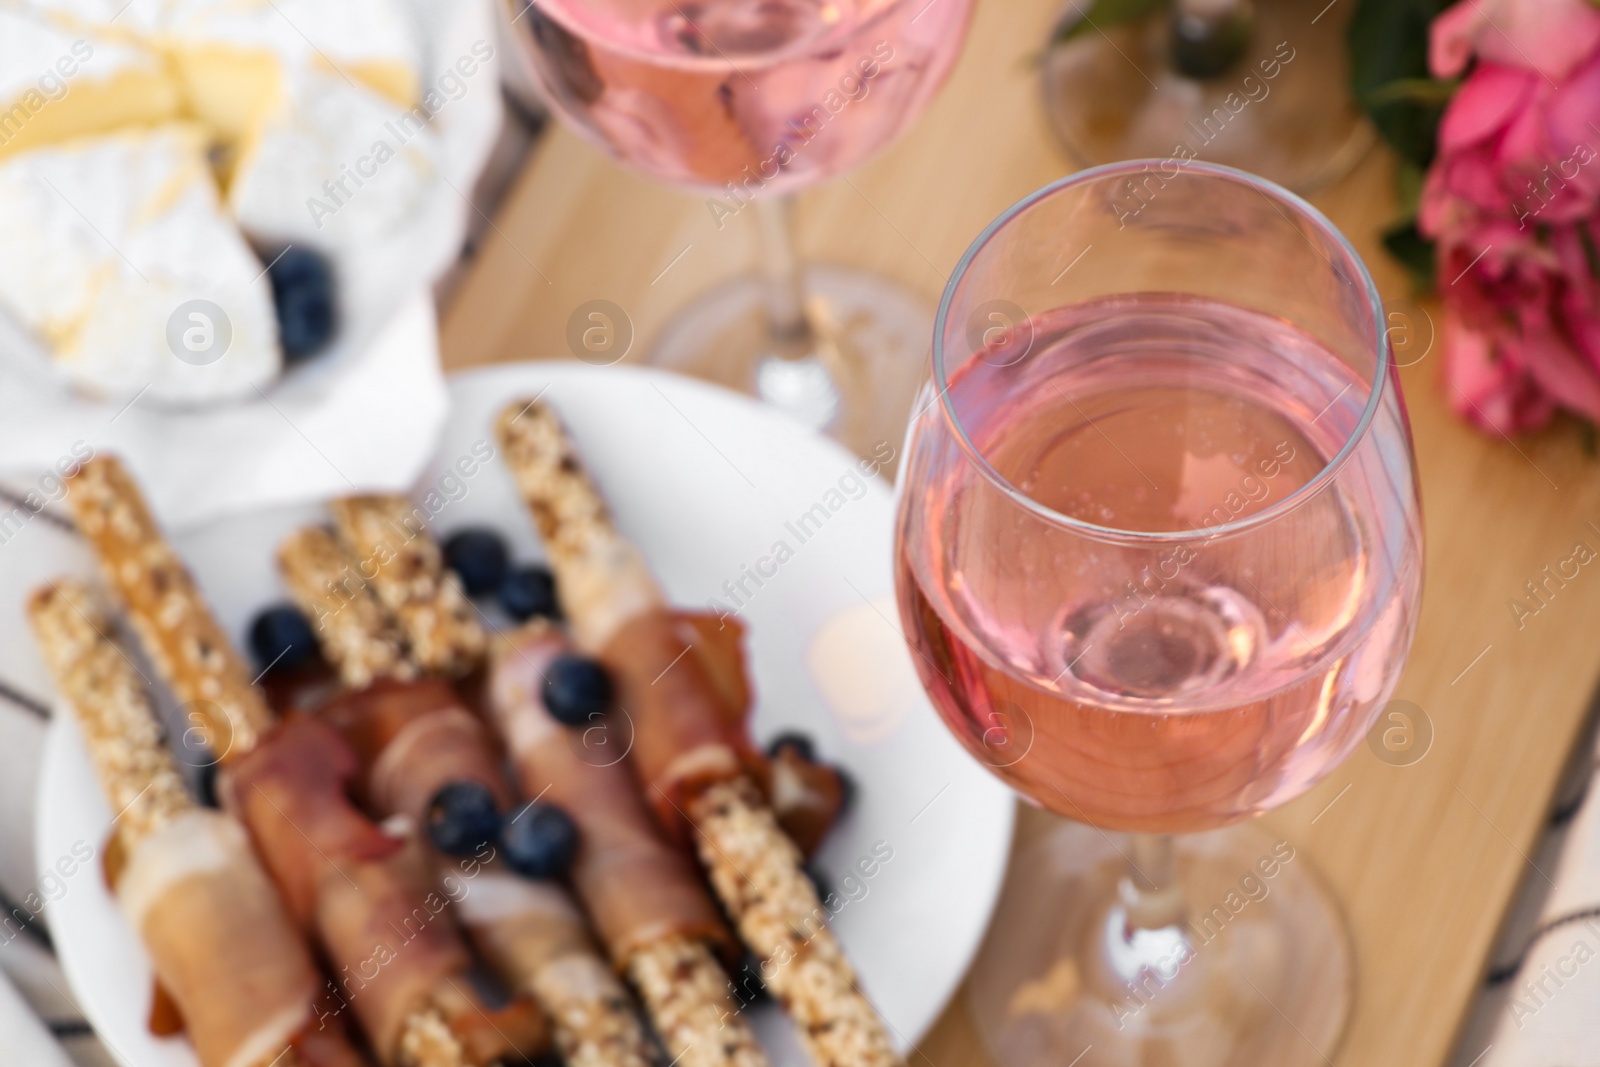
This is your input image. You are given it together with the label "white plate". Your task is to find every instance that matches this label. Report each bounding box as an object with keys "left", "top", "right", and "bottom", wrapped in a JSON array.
[
  {"left": 31, "top": 364, "right": 1016, "bottom": 1067},
  {"left": 0, "top": 0, "right": 504, "bottom": 530}
]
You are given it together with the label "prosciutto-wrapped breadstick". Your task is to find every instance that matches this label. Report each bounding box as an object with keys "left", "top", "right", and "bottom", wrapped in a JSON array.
[
  {"left": 328, "top": 496, "right": 486, "bottom": 676},
  {"left": 63, "top": 456, "right": 544, "bottom": 1067},
  {"left": 26, "top": 581, "right": 365, "bottom": 1067},
  {"left": 495, "top": 401, "right": 905, "bottom": 1067},
  {"left": 279, "top": 522, "right": 658, "bottom": 1067},
  {"left": 289, "top": 509, "right": 768, "bottom": 1067},
  {"left": 488, "top": 623, "right": 767, "bottom": 1067}
]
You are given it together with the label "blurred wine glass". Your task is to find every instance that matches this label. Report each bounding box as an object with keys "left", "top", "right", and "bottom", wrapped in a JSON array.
[
  {"left": 503, "top": 0, "right": 974, "bottom": 457},
  {"left": 1042, "top": 0, "right": 1374, "bottom": 194}
]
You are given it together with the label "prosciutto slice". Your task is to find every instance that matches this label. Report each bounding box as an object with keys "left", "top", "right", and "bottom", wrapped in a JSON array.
[
  {"left": 599, "top": 609, "right": 761, "bottom": 833},
  {"left": 221, "top": 715, "right": 473, "bottom": 1063},
  {"left": 488, "top": 626, "right": 733, "bottom": 964},
  {"left": 318, "top": 678, "right": 513, "bottom": 824},
  {"left": 303, "top": 675, "right": 638, "bottom": 1067},
  {"left": 117, "top": 810, "right": 323, "bottom": 1067}
]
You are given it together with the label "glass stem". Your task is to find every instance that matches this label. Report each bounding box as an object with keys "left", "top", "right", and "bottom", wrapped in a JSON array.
[
  {"left": 756, "top": 195, "right": 814, "bottom": 355},
  {"left": 1121, "top": 834, "right": 1186, "bottom": 931}
]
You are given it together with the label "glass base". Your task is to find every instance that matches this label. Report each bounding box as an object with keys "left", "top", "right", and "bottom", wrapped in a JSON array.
[
  {"left": 646, "top": 265, "right": 931, "bottom": 463},
  {"left": 1041, "top": 0, "right": 1374, "bottom": 195},
  {"left": 968, "top": 818, "right": 1351, "bottom": 1067}
]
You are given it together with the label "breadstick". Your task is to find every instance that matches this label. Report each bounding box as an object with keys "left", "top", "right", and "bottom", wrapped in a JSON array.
[
  {"left": 329, "top": 496, "right": 485, "bottom": 676},
  {"left": 27, "top": 581, "right": 336, "bottom": 1067},
  {"left": 689, "top": 779, "right": 901, "bottom": 1067},
  {"left": 625, "top": 935, "right": 766, "bottom": 1067},
  {"left": 278, "top": 525, "right": 414, "bottom": 689},
  {"left": 496, "top": 401, "right": 905, "bottom": 1067},
  {"left": 27, "top": 581, "right": 188, "bottom": 854},
  {"left": 490, "top": 625, "right": 768, "bottom": 1067},
  {"left": 62, "top": 457, "right": 543, "bottom": 1067},
  {"left": 64, "top": 456, "right": 273, "bottom": 762},
  {"left": 280, "top": 524, "right": 657, "bottom": 1067}
]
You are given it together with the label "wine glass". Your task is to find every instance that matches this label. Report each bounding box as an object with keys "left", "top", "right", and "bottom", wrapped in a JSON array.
[
  {"left": 503, "top": 0, "right": 975, "bottom": 458},
  {"left": 1042, "top": 0, "right": 1374, "bottom": 194},
  {"left": 895, "top": 162, "right": 1421, "bottom": 1066}
]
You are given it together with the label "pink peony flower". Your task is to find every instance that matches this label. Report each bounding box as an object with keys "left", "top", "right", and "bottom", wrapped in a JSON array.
[{"left": 1421, "top": 0, "right": 1600, "bottom": 433}]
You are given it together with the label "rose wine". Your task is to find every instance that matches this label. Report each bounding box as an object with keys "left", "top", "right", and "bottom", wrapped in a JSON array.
[
  {"left": 513, "top": 0, "right": 973, "bottom": 194},
  {"left": 897, "top": 294, "right": 1420, "bottom": 832}
]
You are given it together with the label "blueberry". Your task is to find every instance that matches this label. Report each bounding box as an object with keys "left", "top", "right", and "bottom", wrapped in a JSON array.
[
  {"left": 766, "top": 730, "right": 816, "bottom": 763},
  {"left": 442, "top": 528, "right": 510, "bottom": 596},
  {"left": 501, "top": 802, "right": 579, "bottom": 879},
  {"left": 542, "top": 655, "right": 613, "bottom": 725},
  {"left": 499, "top": 564, "right": 561, "bottom": 622},
  {"left": 248, "top": 604, "right": 317, "bottom": 673},
  {"left": 266, "top": 247, "right": 338, "bottom": 362},
  {"left": 426, "top": 781, "right": 502, "bottom": 857}
]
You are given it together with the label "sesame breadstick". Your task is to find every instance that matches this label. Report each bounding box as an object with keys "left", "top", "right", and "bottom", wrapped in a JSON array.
[
  {"left": 279, "top": 525, "right": 659, "bottom": 1067},
  {"left": 329, "top": 496, "right": 485, "bottom": 676},
  {"left": 26, "top": 581, "right": 335, "bottom": 1067},
  {"left": 688, "top": 779, "right": 901, "bottom": 1067},
  {"left": 278, "top": 525, "right": 414, "bottom": 689},
  {"left": 64, "top": 456, "right": 273, "bottom": 762},
  {"left": 625, "top": 935, "right": 766, "bottom": 1067},
  {"left": 61, "top": 457, "right": 544, "bottom": 1067},
  {"left": 490, "top": 625, "right": 769, "bottom": 1067},
  {"left": 27, "top": 581, "right": 189, "bottom": 854},
  {"left": 495, "top": 401, "right": 905, "bottom": 1067}
]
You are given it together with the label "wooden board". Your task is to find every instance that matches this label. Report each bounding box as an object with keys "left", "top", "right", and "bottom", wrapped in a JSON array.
[{"left": 442, "top": 2, "right": 1600, "bottom": 1064}]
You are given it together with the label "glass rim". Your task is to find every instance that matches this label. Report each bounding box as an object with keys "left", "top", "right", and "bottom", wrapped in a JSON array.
[
  {"left": 520, "top": 0, "right": 924, "bottom": 72},
  {"left": 930, "top": 159, "right": 1391, "bottom": 547}
]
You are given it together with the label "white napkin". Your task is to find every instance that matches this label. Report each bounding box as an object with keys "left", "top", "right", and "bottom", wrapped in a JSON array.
[
  {"left": 0, "top": 0, "right": 503, "bottom": 532},
  {"left": 0, "top": 292, "right": 449, "bottom": 530},
  {"left": 1454, "top": 715, "right": 1600, "bottom": 1066}
]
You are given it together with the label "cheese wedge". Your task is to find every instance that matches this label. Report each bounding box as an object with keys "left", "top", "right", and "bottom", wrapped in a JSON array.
[
  {"left": 161, "top": 0, "right": 422, "bottom": 120},
  {"left": 0, "top": 124, "right": 281, "bottom": 403},
  {"left": 0, "top": 8, "right": 181, "bottom": 160},
  {"left": 17, "top": 0, "right": 422, "bottom": 163},
  {"left": 231, "top": 65, "right": 440, "bottom": 248}
]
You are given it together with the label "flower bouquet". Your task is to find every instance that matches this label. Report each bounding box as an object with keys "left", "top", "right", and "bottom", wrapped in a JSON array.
[{"left": 1354, "top": 0, "right": 1600, "bottom": 433}]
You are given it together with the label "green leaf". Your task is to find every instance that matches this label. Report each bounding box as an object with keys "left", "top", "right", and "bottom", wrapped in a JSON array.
[
  {"left": 1362, "top": 76, "right": 1460, "bottom": 109},
  {"left": 1348, "top": 0, "right": 1454, "bottom": 167},
  {"left": 1383, "top": 219, "right": 1437, "bottom": 293},
  {"left": 1051, "top": 0, "right": 1170, "bottom": 46},
  {"left": 1395, "top": 159, "right": 1427, "bottom": 216}
]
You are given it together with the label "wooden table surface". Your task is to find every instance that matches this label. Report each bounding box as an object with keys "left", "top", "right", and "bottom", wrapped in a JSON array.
[{"left": 442, "top": 2, "right": 1600, "bottom": 1063}]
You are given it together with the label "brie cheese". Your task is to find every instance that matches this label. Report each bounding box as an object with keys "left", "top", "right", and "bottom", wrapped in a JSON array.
[
  {"left": 231, "top": 64, "right": 440, "bottom": 247},
  {"left": 0, "top": 125, "right": 281, "bottom": 403},
  {"left": 0, "top": 8, "right": 180, "bottom": 160},
  {"left": 161, "top": 0, "right": 422, "bottom": 121}
]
